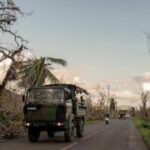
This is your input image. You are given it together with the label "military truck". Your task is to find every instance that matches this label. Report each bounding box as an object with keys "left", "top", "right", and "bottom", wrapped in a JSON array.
[
  {"left": 118, "top": 110, "right": 126, "bottom": 119},
  {"left": 22, "top": 84, "right": 88, "bottom": 142}
]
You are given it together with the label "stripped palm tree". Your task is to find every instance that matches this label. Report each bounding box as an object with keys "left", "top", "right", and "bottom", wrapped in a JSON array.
[{"left": 19, "top": 57, "right": 67, "bottom": 89}]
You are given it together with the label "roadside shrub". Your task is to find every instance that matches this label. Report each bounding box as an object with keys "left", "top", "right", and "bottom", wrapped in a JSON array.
[
  {"left": 141, "top": 121, "right": 150, "bottom": 129},
  {"left": 85, "top": 106, "right": 107, "bottom": 121},
  {"left": 0, "top": 90, "right": 25, "bottom": 138}
]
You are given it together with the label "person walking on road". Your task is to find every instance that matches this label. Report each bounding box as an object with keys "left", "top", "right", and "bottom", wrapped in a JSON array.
[{"left": 105, "top": 113, "right": 110, "bottom": 125}]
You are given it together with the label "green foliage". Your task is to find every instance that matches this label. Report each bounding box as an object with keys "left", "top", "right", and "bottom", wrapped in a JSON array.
[
  {"left": 46, "top": 57, "right": 67, "bottom": 66},
  {"left": 85, "top": 120, "right": 102, "bottom": 125},
  {"left": 134, "top": 118, "right": 150, "bottom": 147},
  {"left": 141, "top": 121, "right": 150, "bottom": 129},
  {"left": 19, "top": 57, "right": 67, "bottom": 88}
]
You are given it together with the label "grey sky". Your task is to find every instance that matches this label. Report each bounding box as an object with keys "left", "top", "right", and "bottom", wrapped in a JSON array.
[
  {"left": 0, "top": 0, "right": 149, "bottom": 106},
  {"left": 14, "top": 0, "right": 150, "bottom": 82}
]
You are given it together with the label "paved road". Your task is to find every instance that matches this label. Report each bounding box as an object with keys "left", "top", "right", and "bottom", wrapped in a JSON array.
[{"left": 0, "top": 119, "right": 149, "bottom": 150}]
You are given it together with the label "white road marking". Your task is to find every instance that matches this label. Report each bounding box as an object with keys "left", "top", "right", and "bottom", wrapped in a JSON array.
[
  {"left": 100, "top": 127, "right": 107, "bottom": 131},
  {"left": 61, "top": 125, "right": 113, "bottom": 149},
  {"left": 94, "top": 126, "right": 112, "bottom": 135},
  {"left": 94, "top": 130, "right": 100, "bottom": 135},
  {"left": 100, "top": 126, "right": 111, "bottom": 131},
  {"left": 61, "top": 142, "right": 77, "bottom": 150},
  {"left": 99, "top": 127, "right": 106, "bottom": 130},
  {"left": 82, "top": 135, "right": 92, "bottom": 141}
]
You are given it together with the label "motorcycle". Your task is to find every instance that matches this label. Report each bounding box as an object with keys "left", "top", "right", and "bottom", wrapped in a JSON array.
[{"left": 105, "top": 117, "right": 109, "bottom": 125}]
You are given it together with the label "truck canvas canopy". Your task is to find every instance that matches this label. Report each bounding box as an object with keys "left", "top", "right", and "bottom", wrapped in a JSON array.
[{"left": 35, "top": 84, "right": 89, "bottom": 95}]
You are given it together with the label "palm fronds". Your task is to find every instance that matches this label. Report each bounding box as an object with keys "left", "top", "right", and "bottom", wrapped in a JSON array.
[
  {"left": 19, "top": 57, "right": 66, "bottom": 88},
  {"left": 46, "top": 57, "right": 67, "bottom": 66}
]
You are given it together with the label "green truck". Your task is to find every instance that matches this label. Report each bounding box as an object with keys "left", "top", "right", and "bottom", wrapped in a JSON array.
[{"left": 23, "top": 84, "right": 88, "bottom": 142}]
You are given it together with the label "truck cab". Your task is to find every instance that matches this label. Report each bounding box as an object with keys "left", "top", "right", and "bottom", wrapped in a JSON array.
[
  {"left": 119, "top": 110, "right": 126, "bottom": 119},
  {"left": 23, "top": 84, "right": 88, "bottom": 142}
]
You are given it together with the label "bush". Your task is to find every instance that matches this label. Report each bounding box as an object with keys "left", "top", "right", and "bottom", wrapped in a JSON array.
[
  {"left": 85, "top": 106, "right": 108, "bottom": 121},
  {"left": 0, "top": 90, "right": 25, "bottom": 138},
  {"left": 134, "top": 118, "right": 150, "bottom": 147},
  {"left": 141, "top": 121, "right": 150, "bottom": 129}
]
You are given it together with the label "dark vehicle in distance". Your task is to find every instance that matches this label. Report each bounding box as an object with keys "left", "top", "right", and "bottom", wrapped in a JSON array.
[
  {"left": 23, "top": 84, "right": 88, "bottom": 142},
  {"left": 119, "top": 110, "right": 126, "bottom": 119}
]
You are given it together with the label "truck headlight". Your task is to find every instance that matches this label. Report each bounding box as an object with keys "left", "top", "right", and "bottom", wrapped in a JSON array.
[
  {"left": 57, "top": 122, "right": 64, "bottom": 127},
  {"left": 25, "top": 122, "right": 31, "bottom": 127}
]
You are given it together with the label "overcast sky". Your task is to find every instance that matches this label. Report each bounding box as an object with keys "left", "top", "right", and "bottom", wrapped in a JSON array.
[{"left": 10, "top": 0, "right": 150, "bottom": 106}]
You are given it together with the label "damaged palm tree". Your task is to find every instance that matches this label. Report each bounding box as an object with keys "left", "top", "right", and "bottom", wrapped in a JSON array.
[
  {"left": 19, "top": 57, "right": 67, "bottom": 89},
  {"left": 0, "top": 0, "right": 67, "bottom": 138},
  {"left": 0, "top": 45, "right": 28, "bottom": 93},
  {"left": 0, "top": 0, "right": 29, "bottom": 138},
  {"left": 0, "top": 0, "right": 28, "bottom": 94}
]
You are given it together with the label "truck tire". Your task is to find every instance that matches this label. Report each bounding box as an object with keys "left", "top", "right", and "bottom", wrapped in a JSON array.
[
  {"left": 64, "top": 126, "right": 74, "bottom": 142},
  {"left": 47, "top": 131, "right": 55, "bottom": 138},
  {"left": 76, "top": 121, "right": 84, "bottom": 137},
  {"left": 28, "top": 127, "right": 40, "bottom": 142}
]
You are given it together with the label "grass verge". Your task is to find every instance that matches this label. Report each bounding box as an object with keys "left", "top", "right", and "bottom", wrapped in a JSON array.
[
  {"left": 85, "top": 119, "right": 102, "bottom": 125},
  {"left": 134, "top": 118, "right": 150, "bottom": 148}
]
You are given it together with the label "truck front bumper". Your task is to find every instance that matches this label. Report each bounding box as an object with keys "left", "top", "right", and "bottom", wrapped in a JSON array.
[{"left": 23, "top": 120, "right": 66, "bottom": 131}]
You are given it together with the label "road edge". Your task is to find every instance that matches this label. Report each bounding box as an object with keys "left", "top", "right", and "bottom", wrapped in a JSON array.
[{"left": 85, "top": 119, "right": 102, "bottom": 125}]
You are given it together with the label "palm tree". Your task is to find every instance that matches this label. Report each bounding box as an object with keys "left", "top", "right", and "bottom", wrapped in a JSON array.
[{"left": 19, "top": 57, "right": 67, "bottom": 89}]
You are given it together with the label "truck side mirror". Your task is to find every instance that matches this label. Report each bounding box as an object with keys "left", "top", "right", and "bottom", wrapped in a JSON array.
[{"left": 22, "top": 95, "right": 25, "bottom": 102}]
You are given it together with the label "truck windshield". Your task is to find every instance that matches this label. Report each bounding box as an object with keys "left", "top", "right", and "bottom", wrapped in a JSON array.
[
  {"left": 27, "top": 88, "right": 64, "bottom": 104},
  {"left": 119, "top": 111, "right": 126, "bottom": 115}
]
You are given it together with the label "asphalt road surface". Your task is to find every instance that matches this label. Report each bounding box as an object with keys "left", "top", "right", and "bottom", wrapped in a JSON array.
[{"left": 0, "top": 119, "right": 149, "bottom": 150}]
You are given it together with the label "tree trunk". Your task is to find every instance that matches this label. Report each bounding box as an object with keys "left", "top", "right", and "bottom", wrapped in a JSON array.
[{"left": 0, "top": 63, "right": 13, "bottom": 95}]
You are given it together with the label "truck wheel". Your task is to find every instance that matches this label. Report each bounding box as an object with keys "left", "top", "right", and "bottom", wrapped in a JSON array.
[
  {"left": 76, "top": 121, "right": 84, "bottom": 137},
  {"left": 47, "top": 131, "right": 55, "bottom": 138},
  {"left": 28, "top": 127, "right": 40, "bottom": 142},
  {"left": 64, "top": 126, "right": 74, "bottom": 142}
]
